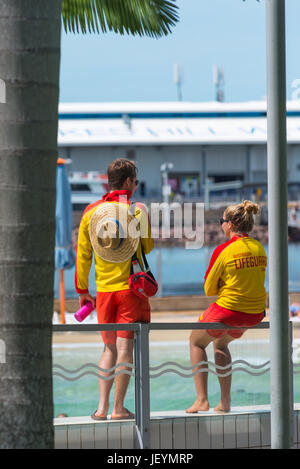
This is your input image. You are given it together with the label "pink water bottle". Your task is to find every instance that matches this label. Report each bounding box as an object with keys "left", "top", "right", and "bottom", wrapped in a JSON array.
[{"left": 74, "top": 301, "right": 95, "bottom": 322}]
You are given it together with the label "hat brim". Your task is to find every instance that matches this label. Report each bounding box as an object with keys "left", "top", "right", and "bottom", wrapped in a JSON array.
[{"left": 89, "top": 202, "right": 140, "bottom": 263}]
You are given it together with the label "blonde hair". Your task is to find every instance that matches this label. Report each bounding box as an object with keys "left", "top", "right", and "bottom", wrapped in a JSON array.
[{"left": 224, "top": 200, "right": 260, "bottom": 233}]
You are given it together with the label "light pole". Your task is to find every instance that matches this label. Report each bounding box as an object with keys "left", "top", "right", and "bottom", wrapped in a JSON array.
[
  {"left": 242, "top": 0, "right": 292, "bottom": 449},
  {"left": 0, "top": 78, "right": 6, "bottom": 103},
  {"left": 213, "top": 65, "right": 224, "bottom": 102},
  {"left": 160, "top": 162, "right": 173, "bottom": 205},
  {"left": 160, "top": 162, "right": 173, "bottom": 234},
  {"left": 265, "top": 0, "right": 292, "bottom": 449},
  {"left": 174, "top": 64, "right": 183, "bottom": 101}
]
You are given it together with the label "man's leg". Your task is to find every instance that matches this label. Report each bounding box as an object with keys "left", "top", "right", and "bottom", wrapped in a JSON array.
[
  {"left": 111, "top": 337, "right": 134, "bottom": 418},
  {"left": 213, "top": 334, "right": 236, "bottom": 412},
  {"left": 95, "top": 292, "right": 118, "bottom": 418},
  {"left": 94, "top": 343, "right": 117, "bottom": 418},
  {"left": 110, "top": 291, "right": 150, "bottom": 418},
  {"left": 186, "top": 330, "right": 214, "bottom": 413}
]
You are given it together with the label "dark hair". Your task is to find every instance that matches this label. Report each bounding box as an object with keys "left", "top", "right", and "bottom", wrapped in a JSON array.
[
  {"left": 224, "top": 200, "right": 260, "bottom": 233},
  {"left": 107, "top": 158, "right": 137, "bottom": 190}
]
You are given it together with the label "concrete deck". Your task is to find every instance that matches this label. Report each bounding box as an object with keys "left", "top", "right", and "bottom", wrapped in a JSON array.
[{"left": 54, "top": 404, "right": 300, "bottom": 449}]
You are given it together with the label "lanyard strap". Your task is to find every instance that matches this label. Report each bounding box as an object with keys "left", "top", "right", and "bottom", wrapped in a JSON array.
[{"left": 130, "top": 202, "right": 150, "bottom": 273}]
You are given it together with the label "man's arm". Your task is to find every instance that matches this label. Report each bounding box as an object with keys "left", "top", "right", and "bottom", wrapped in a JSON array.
[
  {"left": 136, "top": 202, "right": 154, "bottom": 254},
  {"left": 78, "top": 292, "right": 96, "bottom": 309},
  {"left": 75, "top": 213, "right": 94, "bottom": 305}
]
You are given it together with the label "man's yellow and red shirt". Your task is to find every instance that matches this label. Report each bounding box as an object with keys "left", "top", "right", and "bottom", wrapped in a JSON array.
[{"left": 75, "top": 190, "right": 154, "bottom": 294}]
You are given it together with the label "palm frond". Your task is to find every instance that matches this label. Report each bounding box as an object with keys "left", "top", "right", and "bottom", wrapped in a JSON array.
[{"left": 62, "top": 0, "right": 179, "bottom": 37}]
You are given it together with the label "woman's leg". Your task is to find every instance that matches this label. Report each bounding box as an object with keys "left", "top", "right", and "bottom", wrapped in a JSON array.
[
  {"left": 186, "top": 330, "right": 214, "bottom": 413},
  {"left": 213, "top": 334, "right": 236, "bottom": 412}
]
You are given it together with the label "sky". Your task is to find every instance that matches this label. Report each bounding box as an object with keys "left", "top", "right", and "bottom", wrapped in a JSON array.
[{"left": 59, "top": 0, "right": 300, "bottom": 104}]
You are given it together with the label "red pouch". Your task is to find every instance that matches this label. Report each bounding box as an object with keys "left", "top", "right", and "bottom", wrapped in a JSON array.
[{"left": 129, "top": 252, "right": 158, "bottom": 299}]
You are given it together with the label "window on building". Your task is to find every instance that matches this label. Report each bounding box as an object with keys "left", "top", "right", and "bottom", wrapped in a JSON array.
[
  {"left": 168, "top": 172, "right": 200, "bottom": 197},
  {"left": 208, "top": 174, "right": 244, "bottom": 183},
  {"left": 207, "top": 173, "right": 244, "bottom": 199},
  {"left": 126, "top": 149, "right": 135, "bottom": 160}
]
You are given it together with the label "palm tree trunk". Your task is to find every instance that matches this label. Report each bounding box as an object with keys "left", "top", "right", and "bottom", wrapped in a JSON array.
[{"left": 0, "top": 1, "right": 61, "bottom": 448}]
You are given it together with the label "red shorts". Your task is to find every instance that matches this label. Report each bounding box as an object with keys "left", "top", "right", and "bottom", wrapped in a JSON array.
[
  {"left": 96, "top": 290, "right": 151, "bottom": 344},
  {"left": 198, "top": 303, "right": 265, "bottom": 339}
]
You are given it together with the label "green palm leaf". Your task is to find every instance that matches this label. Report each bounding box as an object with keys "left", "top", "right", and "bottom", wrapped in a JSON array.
[{"left": 62, "top": 0, "right": 179, "bottom": 37}]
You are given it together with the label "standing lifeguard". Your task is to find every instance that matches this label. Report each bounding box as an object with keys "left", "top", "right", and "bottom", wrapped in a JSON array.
[
  {"left": 186, "top": 200, "right": 267, "bottom": 413},
  {"left": 75, "top": 158, "right": 154, "bottom": 420}
]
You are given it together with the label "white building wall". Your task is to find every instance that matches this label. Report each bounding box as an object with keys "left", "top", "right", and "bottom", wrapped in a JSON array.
[
  {"left": 59, "top": 142, "right": 300, "bottom": 197},
  {"left": 206, "top": 145, "right": 245, "bottom": 175},
  {"left": 134, "top": 146, "right": 164, "bottom": 194},
  {"left": 131, "top": 146, "right": 204, "bottom": 197},
  {"left": 67, "top": 147, "right": 118, "bottom": 173},
  {"left": 249, "top": 145, "right": 267, "bottom": 182}
]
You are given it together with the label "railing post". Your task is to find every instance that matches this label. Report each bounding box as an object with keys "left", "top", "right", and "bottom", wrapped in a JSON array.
[{"left": 134, "top": 323, "right": 151, "bottom": 449}]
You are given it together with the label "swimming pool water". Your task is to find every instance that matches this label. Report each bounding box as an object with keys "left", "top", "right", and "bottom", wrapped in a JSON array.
[
  {"left": 54, "top": 244, "right": 300, "bottom": 299},
  {"left": 52, "top": 337, "right": 300, "bottom": 418}
]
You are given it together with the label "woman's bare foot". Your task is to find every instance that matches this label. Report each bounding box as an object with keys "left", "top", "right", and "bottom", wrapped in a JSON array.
[
  {"left": 185, "top": 398, "right": 210, "bottom": 413},
  {"left": 214, "top": 399, "right": 231, "bottom": 413}
]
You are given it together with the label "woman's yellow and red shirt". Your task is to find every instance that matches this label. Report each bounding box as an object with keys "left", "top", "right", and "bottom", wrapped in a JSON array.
[{"left": 204, "top": 234, "right": 267, "bottom": 314}]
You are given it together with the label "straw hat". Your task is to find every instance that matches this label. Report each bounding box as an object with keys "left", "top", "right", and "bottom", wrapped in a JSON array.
[{"left": 89, "top": 202, "right": 140, "bottom": 263}]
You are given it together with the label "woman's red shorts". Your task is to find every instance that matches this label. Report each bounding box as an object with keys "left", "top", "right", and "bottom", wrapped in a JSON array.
[
  {"left": 198, "top": 302, "right": 265, "bottom": 339},
  {"left": 97, "top": 290, "right": 150, "bottom": 344}
]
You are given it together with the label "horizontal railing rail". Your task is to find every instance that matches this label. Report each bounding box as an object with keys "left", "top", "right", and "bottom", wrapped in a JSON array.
[{"left": 52, "top": 321, "right": 270, "bottom": 332}]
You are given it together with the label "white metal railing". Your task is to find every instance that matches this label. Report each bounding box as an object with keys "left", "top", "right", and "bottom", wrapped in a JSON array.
[{"left": 52, "top": 321, "right": 295, "bottom": 449}]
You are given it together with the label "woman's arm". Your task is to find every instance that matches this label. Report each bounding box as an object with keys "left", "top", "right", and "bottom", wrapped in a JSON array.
[{"left": 204, "top": 246, "right": 225, "bottom": 296}]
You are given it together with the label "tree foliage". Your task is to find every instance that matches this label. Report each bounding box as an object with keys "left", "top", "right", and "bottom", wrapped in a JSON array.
[{"left": 62, "top": 0, "right": 179, "bottom": 37}]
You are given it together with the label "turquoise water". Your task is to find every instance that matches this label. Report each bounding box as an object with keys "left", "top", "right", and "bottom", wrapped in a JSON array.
[
  {"left": 54, "top": 244, "right": 300, "bottom": 298},
  {"left": 53, "top": 243, "right": 300, "bottom": 417},
  {"left": 52, "top": 336, "right": 300, "bottom": 418}
]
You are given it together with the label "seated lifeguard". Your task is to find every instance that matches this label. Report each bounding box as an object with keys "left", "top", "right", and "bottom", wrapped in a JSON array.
[{"left": 186, "top": 200, "right": 267, "bottom": 414}]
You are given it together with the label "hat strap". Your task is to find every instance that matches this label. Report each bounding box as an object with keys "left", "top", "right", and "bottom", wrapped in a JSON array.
[
  {"left": 128, "top": 201, "right": 136, "bottom": 216},
  {"left": 107, "top": 218, "right": 125, "bottom": 251}
]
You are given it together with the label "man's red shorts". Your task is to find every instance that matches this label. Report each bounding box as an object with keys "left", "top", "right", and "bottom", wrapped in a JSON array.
[
  {"left": 96, "top": 290, "right": 151, "bottom": 344},
  {"left": 198, "top": 302, "right": 265, "bottom": 339}
]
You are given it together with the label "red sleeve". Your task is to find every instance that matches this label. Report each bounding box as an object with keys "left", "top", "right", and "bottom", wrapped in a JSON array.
[
  {"left": 204, "top": 245, "right": 224, "bottom": 282},
  {"left": 204, "top": 238, "right": 237, "bottom": 282}
]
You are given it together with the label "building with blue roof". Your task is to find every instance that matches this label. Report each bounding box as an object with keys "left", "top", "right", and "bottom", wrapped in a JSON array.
[{"left": 58, "top": 101, "right": 300, "bottom": 201}]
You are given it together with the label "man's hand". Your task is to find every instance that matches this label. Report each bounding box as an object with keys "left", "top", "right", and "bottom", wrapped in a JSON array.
[{"left": 79, "top": 293, "right": 96, "bottom": 309}]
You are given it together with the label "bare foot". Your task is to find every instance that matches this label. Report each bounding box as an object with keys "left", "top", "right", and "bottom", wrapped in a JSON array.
[
  {"left": 185, "top": 398, "right": 210, "bottom": 413},
  {"left": 91, "top": 410, "right": 107, "bottom": 420},
  {"left": 92, "top": 403, "right": 109, "bottom": 420},
  {"left": 214, "top": 400, "right": 231, "bottom": 413},
  {"left": 111, "top": 407, "right": 134, "bottom": 420}
]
